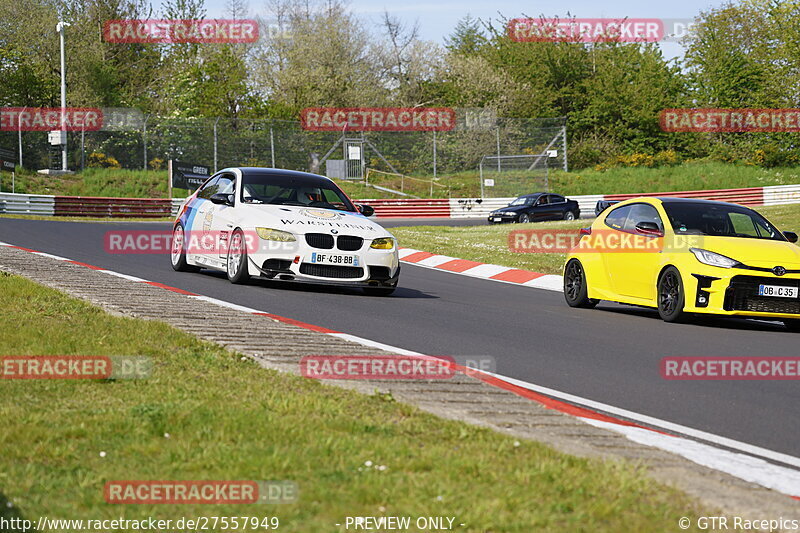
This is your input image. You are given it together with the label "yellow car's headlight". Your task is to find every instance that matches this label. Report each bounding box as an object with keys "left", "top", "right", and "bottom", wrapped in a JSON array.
[
  {"left": 370, "top": 237, "right": 395, "bottom": 250},
  {"left": 689, "top": 248, "right": 739, "bottom": 268},
  {"left": 256, "top": 228, "right": 296, "bottom": 242}
]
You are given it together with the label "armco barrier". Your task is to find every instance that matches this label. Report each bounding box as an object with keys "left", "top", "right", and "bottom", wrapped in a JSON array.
[
  {"left": 171, "top": 198, "right": 186, "bottom": 217},
  {"left": 0, "top": 193, "right": 56, "bottom": 216},
  {"left": 1, "top": 184, "right": 799, "bottom": 220},
  {"left": 605, "top": 187, "right": 764, "bottom": 206},
  {"left": 763, "top": 184, "right": 800, "bottom": 206},
  {"left": 53, "top": 196, "right": 173, "bottom": 218},
  {"left": 363, "top": 198, "right": 451, "bottom": 218}
]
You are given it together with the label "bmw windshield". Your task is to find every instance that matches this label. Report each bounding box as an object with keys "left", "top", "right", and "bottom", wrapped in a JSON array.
[
  {"left": 663, "top": 201, "right": 785, "bottom": 241},
  {"left": 240, "top": 172, "right": 357, "bottom": 212},
  {"left": 509, "top": 196, "right": 535, "bottom": 206}
]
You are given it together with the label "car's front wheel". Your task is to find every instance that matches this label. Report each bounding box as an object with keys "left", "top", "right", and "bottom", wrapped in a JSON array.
[
  {"left": 171, "top": 222, "right": 200, "bottom": 272},
  {"left": 519, "top": 213, "right": 531, "bottom": 223},
  {"left": 226, "top": 229, "right": 250, "bottom": 284},
  {"left": 657, "top": 267, "right": 685, "bottom": 322},
  {"left": 564, "top": 259, "right": 598, "bottom": 308}
]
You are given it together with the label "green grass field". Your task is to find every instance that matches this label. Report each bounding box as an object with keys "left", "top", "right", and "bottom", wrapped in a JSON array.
[
  {"left": 0, "top": 273, "right": 708, "bottom": 530},
  {"left": 389, "top": 204, "right": 800, "bottom": 275},
  {"left": 3, "top": 161, "right": 800, "bottom": 200}
]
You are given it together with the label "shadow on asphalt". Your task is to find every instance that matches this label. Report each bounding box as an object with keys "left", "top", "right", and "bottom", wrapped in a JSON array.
[
  {"left": 197, "top": 270, "right": 438, "bottom": 299},
  {"left": 595, "top": 304, "right": 788, "bottom": 333}
]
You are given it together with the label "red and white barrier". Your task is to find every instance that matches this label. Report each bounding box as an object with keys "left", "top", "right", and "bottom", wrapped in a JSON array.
[
  {"left": 1, "top": 184, "right": 799, "bottom": 218},
  {"left": 360, "top": 198, "right": 451, "bottom": 218},
  {"left": 367, "top": 184, "right": 800, "bottom": 218}
]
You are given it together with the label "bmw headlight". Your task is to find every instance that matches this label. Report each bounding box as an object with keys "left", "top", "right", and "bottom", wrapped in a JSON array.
[
  {"left": 690, "top": 248, "right": 739, "bottom": 268},
  {"left": 370, "top": 237, "right": 395, "bottom": 250},
  {"left": 256, "top": 228, "right": 296, "bottom": 242}
]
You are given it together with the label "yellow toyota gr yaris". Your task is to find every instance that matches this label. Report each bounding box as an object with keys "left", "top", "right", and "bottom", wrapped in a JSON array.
[{"left": 564, "top": 197, "right": 800, "bottom": 331}]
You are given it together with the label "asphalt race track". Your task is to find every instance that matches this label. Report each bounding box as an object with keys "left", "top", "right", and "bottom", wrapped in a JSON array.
[{"left": 2, "top": 218, "right": 798, "bottom": 462}]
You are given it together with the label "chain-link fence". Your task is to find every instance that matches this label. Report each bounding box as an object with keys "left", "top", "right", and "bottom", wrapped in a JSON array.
[{"left": 1, "top": 115, "right": 567, "bottom": 180}]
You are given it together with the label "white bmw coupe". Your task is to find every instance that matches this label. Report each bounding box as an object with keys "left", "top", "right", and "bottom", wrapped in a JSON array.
[{"left": 171, "top": 167, "right": 400, "bottom": 295}]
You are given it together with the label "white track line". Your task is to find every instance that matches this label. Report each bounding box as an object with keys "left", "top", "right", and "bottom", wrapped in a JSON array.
[
  {"left": 484, "top": 370, "right": 800, "bottom": 470},
  {"left": 98, "top": 270, "right": 146, "bottom": 282},
  {"left": 328, "top": 333, "right": 422, "bottom": 356},
  {"left": 31, "top": 251, "right": 70, "bottom": 261},
  {"left": 188, "top": 294, "right": 263, "bottom": 314},
  {"left": 582, "top": 418, "right": 800, "bottom": 496}
]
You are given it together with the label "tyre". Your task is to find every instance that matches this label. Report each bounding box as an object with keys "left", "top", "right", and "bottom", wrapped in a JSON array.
[
  {"left": 363, "top": 286, "right": 396, "bottom": 296},
  {"left": 564, "top": 210, "right": 576, "bottom": 221},
  {"left": 657, "top": 266, "right": 686, "bottom": 322},
  {"left": 226, "top": 229, "right": 250, "bottom": 284},
  {"left": 170, "top": 222, "right": 200, "bottom": 272},
  {"left": 783, "top": 318, "right": 800, "bottom": 332},
  {"left": 519, "top": 213, "right": 531, "bottom": 223},
  {"left": 564, "top": 259, "right": 598, "bottom": 308}
]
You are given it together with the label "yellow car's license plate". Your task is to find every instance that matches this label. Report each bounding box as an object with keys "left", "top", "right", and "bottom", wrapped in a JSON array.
[{"left": 758, "top": 284, "right": 798, "bottom": 298}]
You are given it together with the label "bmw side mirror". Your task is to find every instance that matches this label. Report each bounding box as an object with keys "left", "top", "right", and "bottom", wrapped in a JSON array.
[
  {"left": 784, "top": 231, "right": 798, "bottom": 243},
  {"left": 210, "top": 193, "right": 233, "bottom": 206},
  {"left": 357, "top": 204, "right": 375, "bottom": 217},
  {"left": 635, "top": 221, "right": 663, "bottom": 237}
]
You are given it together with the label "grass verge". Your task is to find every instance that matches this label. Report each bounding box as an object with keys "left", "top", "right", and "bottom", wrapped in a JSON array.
[
  {"left": 0, "top": 272, "right": 707, "bottom": 530},
  {"left": 389, "top": 204, "right": 800, "bottom": 275}
]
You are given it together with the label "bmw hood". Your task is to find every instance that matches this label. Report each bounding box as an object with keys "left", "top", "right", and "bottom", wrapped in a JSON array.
[
  {"left": 236, "top": 205, "right": 391, "bottom": 238},
  {"left": 493, "top": 206, "right": 524, "bottom": 214}
]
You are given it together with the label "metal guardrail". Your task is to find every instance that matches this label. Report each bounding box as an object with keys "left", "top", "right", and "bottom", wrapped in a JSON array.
[
  {"left": 0, "top": 193, "right": 56, "bottom": 216},
  {"left": 605, "top": 187, "right": 765, "bottom": 207},
  {"left": 763, "top": 184, "right": 800, "bottom": 206},
  {"left": 171, "top": 198, "right": 186, "bottom": 218},
  {"left": 53, "top": 196, "right": 174, "bottom": 218},
  {"left": 363, "top": 198, "right": 451, "bottom": 218},
  {"left": 0, "top": 184, "right": 798, "bottom": 220}
]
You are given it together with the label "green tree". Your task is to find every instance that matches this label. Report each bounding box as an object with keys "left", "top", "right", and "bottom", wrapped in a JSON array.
[
  {"left": 683, "top": 2, "right": 770, "bottom": 106},
  {"left": 444, "top": 14, "right": 486, "bottom": 56}
]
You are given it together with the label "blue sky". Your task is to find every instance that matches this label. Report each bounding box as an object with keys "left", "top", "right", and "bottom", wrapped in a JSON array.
[{"left": 171, "top": 0, "right": 725, "bottom": 59}]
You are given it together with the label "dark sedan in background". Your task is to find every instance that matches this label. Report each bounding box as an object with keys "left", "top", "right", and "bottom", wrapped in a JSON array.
[{"left": 488, "top": 193, "right": 581, "bottom": 223}]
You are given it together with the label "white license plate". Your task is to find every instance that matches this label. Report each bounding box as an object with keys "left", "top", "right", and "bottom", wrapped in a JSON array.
[
  {"left": 493, "top": 217, "right": 502, "bottom": 222},
  {"left": 758, "top": 284, "right": 798, "bottom": 298},
  {"left": 309, "top": 252, "right": 360, "bottom": 267}
]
